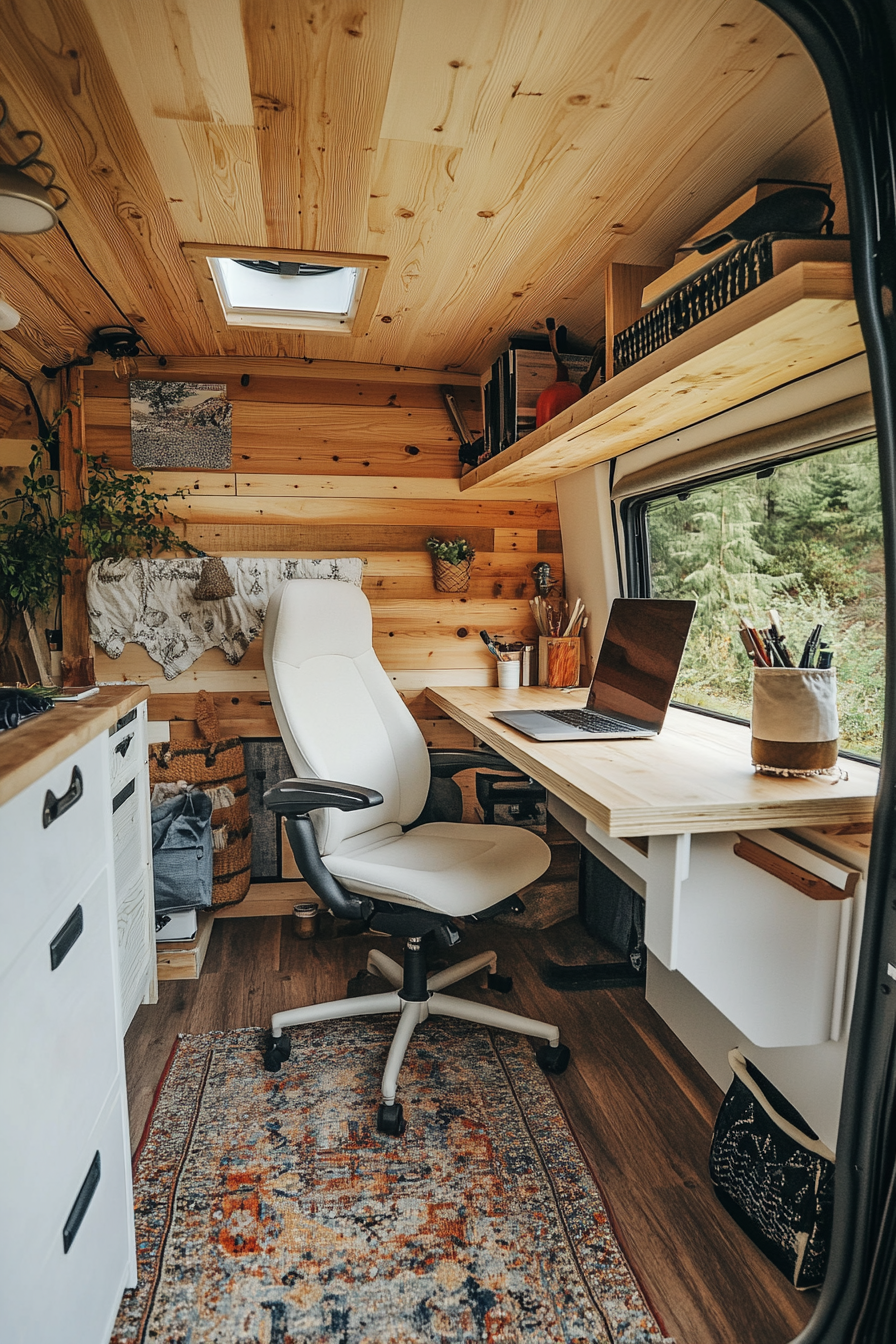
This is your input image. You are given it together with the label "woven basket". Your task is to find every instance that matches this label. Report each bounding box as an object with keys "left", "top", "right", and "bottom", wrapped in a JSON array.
[
  {"left": 149, "top": 735, "right": 252, "bottom": 909},
  {"left": 433, "top": 557, "right": 472, "bottom": 593}
]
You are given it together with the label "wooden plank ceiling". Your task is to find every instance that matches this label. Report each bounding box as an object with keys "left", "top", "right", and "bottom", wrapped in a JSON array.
[{"left": 0, "top": 0, "right": 838, "bottom": 380}]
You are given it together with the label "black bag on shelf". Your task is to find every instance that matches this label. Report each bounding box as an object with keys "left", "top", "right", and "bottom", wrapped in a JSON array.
[
  {"left": 709, "top": 1048, "right": 836, "bottom": 1289},
  {"left": 151, "top": 790, "right": 213, "bottom": 913}
]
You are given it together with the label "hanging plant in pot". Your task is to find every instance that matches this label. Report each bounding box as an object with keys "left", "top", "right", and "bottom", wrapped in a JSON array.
[{"left": 426, "top": 536, "right": 475, "bottom": 593}]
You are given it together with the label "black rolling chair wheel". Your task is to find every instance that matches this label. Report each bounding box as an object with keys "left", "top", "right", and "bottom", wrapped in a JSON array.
[
  {"left": 536, "top": 1042, "right": 571, "bottom": 1074},
  {"left": 377, "top": 1102, "right": 407, "bottom": 1136},
  {"left": 487, "top": 972, "right": 513, "bottom": 994},
  {"left": 261, "top": 1031, "right": 291, "bottom": 1072}
]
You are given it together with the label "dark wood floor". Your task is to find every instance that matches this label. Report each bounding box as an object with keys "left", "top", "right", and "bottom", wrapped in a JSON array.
[{"left": 125, "top": 914, "right": 816, "bottom": 1344}]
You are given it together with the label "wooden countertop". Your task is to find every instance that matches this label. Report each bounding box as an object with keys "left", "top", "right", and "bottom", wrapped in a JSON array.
[
  {"left": 0, "top": 685, "right": 149, "bottom": 808},
  {"left": 426, "top": 686, "right": 880, "bottom": 837}
]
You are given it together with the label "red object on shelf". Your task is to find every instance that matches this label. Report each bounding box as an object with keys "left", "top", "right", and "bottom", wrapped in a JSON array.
[
  {"left": 535, "top": 315, "right": 584, "bottom": 427},
  {"left": 535, "top": 378, "right": 581, "bottom": 426}
]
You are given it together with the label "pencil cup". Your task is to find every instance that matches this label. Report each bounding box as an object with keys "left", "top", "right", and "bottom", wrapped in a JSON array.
[
  {"left": 538, "top": 637, "right": 581, "bottom": 688},
  {"left": 751, "top": 667, "right": 839, "bottom": 775},
  {"left": 497, "top": 657, "right": 521, "bottom": 690}
]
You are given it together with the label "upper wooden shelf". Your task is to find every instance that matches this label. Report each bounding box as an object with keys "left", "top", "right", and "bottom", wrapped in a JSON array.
[{"left": 460, "top": 262, "right": 861, "bottom": 493}]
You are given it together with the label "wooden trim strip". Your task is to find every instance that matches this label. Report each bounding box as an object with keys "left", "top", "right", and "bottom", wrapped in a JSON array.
[{"left": 733, "top": 834, "right": 857, "bottom": 900}]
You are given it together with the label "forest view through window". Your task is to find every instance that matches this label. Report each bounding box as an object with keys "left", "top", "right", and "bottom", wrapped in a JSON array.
[{"left": 644, "top": 438, "right": 884, "bottom": 758}]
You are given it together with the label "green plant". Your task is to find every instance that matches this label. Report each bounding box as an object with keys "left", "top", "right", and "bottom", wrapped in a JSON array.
[
  {"left": 0, "top": 442, "right": 71, "bottom": 637},
  {"left": 425, "top": 536, "right": 476, "bottom": 565},
  {"left": 0, "top": 400, "right": 198, "bottom": 647}
]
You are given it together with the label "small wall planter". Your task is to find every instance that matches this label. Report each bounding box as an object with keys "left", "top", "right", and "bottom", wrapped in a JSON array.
[{"left": 432, "top": 557, "right": 472, "bottom": 592}]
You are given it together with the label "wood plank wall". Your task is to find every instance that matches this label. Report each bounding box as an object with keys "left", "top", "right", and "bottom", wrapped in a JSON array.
[{"left": 83, "top": 358, "right": 562, "bottom": 745}]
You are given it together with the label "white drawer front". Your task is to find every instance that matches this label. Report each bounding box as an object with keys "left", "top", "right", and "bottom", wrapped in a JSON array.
[
  {"left": 0, "top": 867, "right": 122, "bottom": 1255},
  {"left": 1, "top": 1088, "right": 134, "bottom": 1344},
  {"left": 109, "top": 706, "right": 145, "bottom": 795},
  {"left": 0, "top": 734, "right": 109, "bottom": 979}
]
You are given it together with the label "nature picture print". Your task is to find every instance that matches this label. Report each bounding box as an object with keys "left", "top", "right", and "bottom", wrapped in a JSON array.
[{"left": 130, "top": 379, "right": 232, "bottom": 469}]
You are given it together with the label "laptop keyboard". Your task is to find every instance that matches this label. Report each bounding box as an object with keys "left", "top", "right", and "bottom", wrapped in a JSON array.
[{"left": 543, "top": 708, "right": 636, "bottom": 733}]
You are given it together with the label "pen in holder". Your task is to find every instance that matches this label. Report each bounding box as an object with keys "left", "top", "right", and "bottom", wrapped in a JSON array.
[
  {"left": 751, "top": 667, "right": 839, "bottom": 775},
  {"left": 538, "top": 636, "right": 581, "bottom": 688}
]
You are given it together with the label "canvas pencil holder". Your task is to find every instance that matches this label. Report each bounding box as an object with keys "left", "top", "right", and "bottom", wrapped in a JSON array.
[
  {"left": 537, "top": 636, "right": 581, "bottom": 688},
  {"left": 751, "top": 667, "right": 839, "bottom": 775}
]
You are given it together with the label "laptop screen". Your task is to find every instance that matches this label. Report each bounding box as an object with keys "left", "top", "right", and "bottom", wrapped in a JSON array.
[{"left": 586, "top": 598, "right": 696, "bottom": 732}]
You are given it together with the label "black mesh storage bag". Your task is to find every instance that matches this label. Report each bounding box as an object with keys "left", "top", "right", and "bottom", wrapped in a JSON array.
[{"left": 709, "top": 1048, "right": 836, "bottom": 1289}]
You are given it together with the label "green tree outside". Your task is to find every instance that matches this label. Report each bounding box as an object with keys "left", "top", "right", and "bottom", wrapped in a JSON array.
[{"left": 646, "top": 438, "right": 884, "bottom": 757}]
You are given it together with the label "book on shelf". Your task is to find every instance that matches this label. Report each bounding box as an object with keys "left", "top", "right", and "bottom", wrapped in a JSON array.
[{"left": 482, "top": 345, "right": 594, "bottom": 455}]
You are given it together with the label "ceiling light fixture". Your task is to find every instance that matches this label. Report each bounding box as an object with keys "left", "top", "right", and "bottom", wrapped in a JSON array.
[
  {"left": 0, "top": 98, "right": 68, "bottom": 234},
  {"left": 0, "top": 295, "right": 20, "bottom": 329},
  {"left": 88, "top": 325, "right": 145, "bottom": 380}
]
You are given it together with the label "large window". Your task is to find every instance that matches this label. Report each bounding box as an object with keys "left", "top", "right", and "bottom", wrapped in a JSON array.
[{"left": 639, "top": 438, "right": 884, "bottom": 758}]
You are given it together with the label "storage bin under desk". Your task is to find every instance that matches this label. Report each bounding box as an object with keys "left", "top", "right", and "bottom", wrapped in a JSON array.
[{"left": 568, "top": 803, "right": 859, "bottom": 1049}]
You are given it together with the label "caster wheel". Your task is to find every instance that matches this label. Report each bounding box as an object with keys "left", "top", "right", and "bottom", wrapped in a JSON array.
[
  {"left": 261, "top": 1032, "right": 291, "bottom": 1072},
  {"left": 536, "top": 1043, "right": 570, "bottom": 1075},
  {"left": 487, "top": 972, "right": 513, "bottom": 994},
  {"left": 376, "top": 1102, "right": 407, "bottom": 1136}
]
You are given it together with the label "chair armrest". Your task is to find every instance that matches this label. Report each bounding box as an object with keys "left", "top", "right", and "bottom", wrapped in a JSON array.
[
  {"left": 263, "top": 778, "right": 383, "bottom": 815},
  {"left": 427, "top": 749, "right": 519, "bottom": 778}
]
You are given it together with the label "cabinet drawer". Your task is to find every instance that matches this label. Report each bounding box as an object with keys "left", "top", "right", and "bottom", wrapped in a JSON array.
[
  {"left": 0, "top": 734, "right": 108, "bottom": 979},
  {"left": 1, "top": 1088, "right": 134, "bottom": 1344},
  {"left": 109, "top": 707, "right": 145, "bottom": 795},
  {"left": 0, "top": 867, "right": 122, "bottom": 1253}
]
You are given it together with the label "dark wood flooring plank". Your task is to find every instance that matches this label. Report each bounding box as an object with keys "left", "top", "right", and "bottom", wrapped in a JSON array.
[{"left": 125, "top": 915, "right": 815, "bottom": 1344}]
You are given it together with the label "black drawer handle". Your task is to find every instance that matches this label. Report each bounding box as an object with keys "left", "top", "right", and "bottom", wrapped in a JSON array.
[
  {"left": 43, "top": 766, "right": 83, "bottom": 828},
  {"left": 112, "top": 777, "right": 136, "bottom": 814},
  {"left": 114, "top": 733, "right": 134, "bottom": 758},
  {"left": 50, "top": 904, "right": 84, "bottom": 970},
  {"left": 63, "top": 1151, "right": 101, "bottom": 1253}
]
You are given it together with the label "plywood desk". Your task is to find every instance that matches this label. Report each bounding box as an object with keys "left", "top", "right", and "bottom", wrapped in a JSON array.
[
  {"left": 427, "top": 685, "right": 879, "bottom": 1053},
  {"left": 425, "top": 686, "right": 879, "bottom": 839}
]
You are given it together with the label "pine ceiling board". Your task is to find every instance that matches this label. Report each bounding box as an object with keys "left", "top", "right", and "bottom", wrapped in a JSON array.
[
  {"left": 241, "top": 0, "right": 404, "bottom": 253},
  {"left": 0, "top": 232, "right": 126, "bottom": 338},
  {"left": 85, "top": 0, "right": 268, "bottom": 245},
  {"left": 0, "top": 374, "right": 32, "bottom": 435},
  {"left": 358, "top": 0, "right": 824, "bottom": 373},
  {"left": 0, "top": 0, "right": 218, "bottom": 356},
  {"left": 0, "top": 244, "right": 100, "bottom": 364}
]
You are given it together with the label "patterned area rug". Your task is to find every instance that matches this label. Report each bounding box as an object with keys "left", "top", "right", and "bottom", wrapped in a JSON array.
[{"left": 113, "top": 1025, "right": 672, "bottom": 1343}]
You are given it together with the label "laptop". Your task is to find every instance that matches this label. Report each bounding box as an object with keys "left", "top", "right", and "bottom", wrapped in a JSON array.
[{"left": 492, "top": 597, "right": 696, "bottom": 741}]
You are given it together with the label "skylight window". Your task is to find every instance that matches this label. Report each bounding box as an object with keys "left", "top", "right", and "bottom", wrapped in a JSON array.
[
  {"left": 211, "top": 258, "right": 361, "bottom": 328},
  {"left": 181, "top": 244, "right": 389, "bottom": 339}
]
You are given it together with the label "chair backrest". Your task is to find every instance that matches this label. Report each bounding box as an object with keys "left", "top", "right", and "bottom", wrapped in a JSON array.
[{"left": 263, "top": 579, "right": 431, "bottom": 854}]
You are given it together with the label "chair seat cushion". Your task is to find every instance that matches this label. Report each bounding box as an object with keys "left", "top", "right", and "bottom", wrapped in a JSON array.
[{"left": 323, "top": 822, "right": 551, "bottom": 918}]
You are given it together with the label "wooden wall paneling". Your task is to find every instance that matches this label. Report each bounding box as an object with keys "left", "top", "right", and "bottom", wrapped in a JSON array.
[
  {"left": 0, "top": 0, "right": 218, "bottom": 355},
  {"left": 157, "top": 496, "right": 558, "bottom": 528},
  {"left": 58, "top": 370, "right": 94, "bottom": 686},
  {"left": 86, "top": 356, "right": 480, "bottom": 388},
  {"left": 0, "top": 375, "right": 32, "bottom": 436},
  {"left": 240, "top": 0, "right": 404, "bottom": 254}
]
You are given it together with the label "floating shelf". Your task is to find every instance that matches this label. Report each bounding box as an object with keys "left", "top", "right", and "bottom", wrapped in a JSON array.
[{"left": 460, "top": 262, "right": 861, "bottom": 493}]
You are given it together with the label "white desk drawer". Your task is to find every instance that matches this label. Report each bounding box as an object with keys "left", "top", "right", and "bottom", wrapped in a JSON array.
[
  {"left": 0, "top": 734, "right": 108, "bottom": 979},
  {"left": 109, "top": 706, "right": 145, "bottom": 795},
  {"left": 1, "top": 1088, "right": 134, "bottom": 1344},
  {"left": 0, "top": 867, "right": 121, "bottom": 1253}
]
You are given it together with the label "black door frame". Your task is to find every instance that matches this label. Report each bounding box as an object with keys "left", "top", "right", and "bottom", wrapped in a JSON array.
[{"left": 759, "top": 3, "right": 896, "bottom": 1341}]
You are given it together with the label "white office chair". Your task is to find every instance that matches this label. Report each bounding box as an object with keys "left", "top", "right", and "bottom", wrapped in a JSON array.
[{"left": 260, "top": 579, "right": 570, "bottom": 1134}]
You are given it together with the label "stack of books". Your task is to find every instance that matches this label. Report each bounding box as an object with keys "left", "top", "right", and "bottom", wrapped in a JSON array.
[{"left": 481, "top": 339, "right": 594, "bottom": 459}]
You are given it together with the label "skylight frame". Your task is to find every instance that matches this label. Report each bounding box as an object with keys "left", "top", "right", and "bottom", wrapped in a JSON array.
[{"left": 181, "top": 244, "right": 389, "bottom": 340}]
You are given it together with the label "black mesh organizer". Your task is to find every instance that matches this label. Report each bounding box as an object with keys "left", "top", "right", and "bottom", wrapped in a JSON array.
[
  {"left": 710, "top": 1049, "right": 835, "bottom": 1289},
  {"left": 612, "top": 232, "right": 847, "bottom": 374}
]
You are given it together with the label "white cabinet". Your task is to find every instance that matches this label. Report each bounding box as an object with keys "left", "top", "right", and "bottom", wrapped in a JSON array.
[
  {"left": 109, "top": 703, "right": 156, "bottom": 1029},
  {"left": 0, "top": 724, "right": 138, "bottom": 1344}
]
